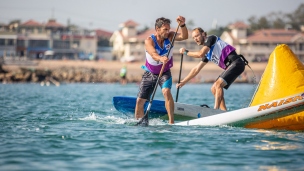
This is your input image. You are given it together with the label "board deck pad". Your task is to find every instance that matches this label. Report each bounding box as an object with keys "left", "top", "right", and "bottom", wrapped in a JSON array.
[{"left": 112, "top": 96, "right": 224, "bottom": 119}]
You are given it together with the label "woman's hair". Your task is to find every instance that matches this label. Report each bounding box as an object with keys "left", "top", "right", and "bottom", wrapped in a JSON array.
[
  {"left": 155, "top": 17, "right": 171, "bottom": 29},
  {"left": 193, "top": 27, "right": 207, "bottom": 36}
]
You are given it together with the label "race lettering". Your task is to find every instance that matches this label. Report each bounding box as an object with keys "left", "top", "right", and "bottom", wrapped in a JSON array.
[
  {"left": 257, "top": 94, "right": 304, "bottom": 112},
  {"left": 293, "top": 95, "right": 303, "bottom": 101},
  {"left": 278, "top": 99, "right": 285, "bottom": 106},
  {"left": 267, "top": 102, "right": 277, "bottom": 108},
  {"left": 211, "top": 54, "right": 219, "bottom": 65},
  {"left": 258, "top": 104, "right": 269, "bottom": 111},
  {"left": 283, "top": 97, "right": 294, "bottom": 104}
]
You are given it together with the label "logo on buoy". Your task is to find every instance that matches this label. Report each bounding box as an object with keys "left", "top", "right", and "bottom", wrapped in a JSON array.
[{"left": 257, "top": 93, "right": 304, "bottom": 111}]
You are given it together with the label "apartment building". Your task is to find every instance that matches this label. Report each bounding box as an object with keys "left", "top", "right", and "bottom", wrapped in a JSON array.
[
  {"left": 0, "top": 22, "right": 17, "bottom": 58},
  {"left": 111, "top": 20, "right": 304, "bottom": 63},
  {"left": 95, "top": 29, "right": 113, "bottom": 61},
  {"left": 110, "top": 20, "right": 200, "bottom": 62},
  {"left": 221, "top": 21, "right": 304, "bottom": 62},
  {"left": 0, "top": 19, "right": 105, "bottom": 60}
]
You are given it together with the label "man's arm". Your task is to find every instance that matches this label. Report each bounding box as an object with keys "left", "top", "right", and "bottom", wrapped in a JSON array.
[
  {"left": 173, "top": 25, "right": 188, "bottom": 41},
  {"left": 176, "top": 61, "right": 207, "bottom": 88},
  {"left": 180, "top": 46, "right": 210, "bottom": 58},
  {"left": 170, "top": 15, "right": 188, "bottom": 41}
]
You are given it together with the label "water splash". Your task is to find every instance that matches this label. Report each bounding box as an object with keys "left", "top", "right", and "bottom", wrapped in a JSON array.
[
  {"left": 79, "top": 112, "right": 167, "bottom": 126},
  {"left": 79, "top": 112, "right": 97, "bottom": 120}
]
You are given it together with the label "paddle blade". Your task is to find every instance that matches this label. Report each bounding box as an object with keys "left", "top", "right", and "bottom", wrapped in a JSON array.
[{"left": 135, "top": 113, "right": 149, "bottom": 126}]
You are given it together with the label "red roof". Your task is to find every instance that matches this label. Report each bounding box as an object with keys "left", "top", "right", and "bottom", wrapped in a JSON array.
[
  {"left": 61, "top": 35, "right": 95, "bottom": 40},
  {"left": 135, "top": 28, "right": 191, "bottom": 41},
  {"left": 247, "top": 29, "right": 300, "bottom": 43},
  {"left": 229, "top": 21, "right": 248, "bottom": 29},
  {"left": 95, "top": 29, "right": 113, "bottom": 38},
  {"left": 121, "top": 20, "right": 138, "bottom": 27},
  {"left": 21, "top": 20, "right": 43, "bottom": 26},
  {"left": 45, "top": 19, "right": 64, "bottom": 27},
  {"left": 136, "top": 29, "right": 155, "bottom": 40}
]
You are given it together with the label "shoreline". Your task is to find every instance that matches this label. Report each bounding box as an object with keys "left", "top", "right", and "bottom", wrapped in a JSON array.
[{"left": 1, "top": 59, "right": 267, "bottom": 84}]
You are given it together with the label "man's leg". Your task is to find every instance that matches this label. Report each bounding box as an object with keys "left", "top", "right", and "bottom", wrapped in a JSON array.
[
  {"left": 162, "top": 88, "right": 174, "bottom": 124},
  {"left": 135, "top": 97, "right": 147, "bottom": 119},
  {"left": 135, "top": 72, "right": 152, "bottom": 119},
  {"left": 211, "top": 77, "right": 227, "bottom": 111},
  {"left": 212, "top": 57, "right": 245, "bottom": 111}
]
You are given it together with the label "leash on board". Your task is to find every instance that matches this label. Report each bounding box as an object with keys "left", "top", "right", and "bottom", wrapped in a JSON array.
[{"left": 239, "top": 54, "right": 259, "bottom": 108}]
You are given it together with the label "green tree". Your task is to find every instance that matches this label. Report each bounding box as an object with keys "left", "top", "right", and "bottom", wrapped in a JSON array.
[
  {"left": 138, "top": 25, "right": 149, "bottom": 34},
  {"left": 248, "top": 16, "right": 260, "bottom": 31},
  {"left": 247, "top": 3, "right": 304, "bottom": 31},
  {"left": 286, "top": 3, "right": 304, "bottom": 30},
  {"left": 208, "top": 26, "right": 229, "bottom": 37},
  {"left": 258, "top": 17, "right": 271, "bottom": 29},
  {"left": 268, "top": 12, "right": 287, "bottom": 29},
  {"left": 186, "top": 19, "right": 195, "bottom": 30}
]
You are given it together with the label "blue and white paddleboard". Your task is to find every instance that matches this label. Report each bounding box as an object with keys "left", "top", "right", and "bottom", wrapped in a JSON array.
[
  {"left": 112, "top": 96, "right": 224, "bottom": 119},
  {"left": 113, "top": 96, "right": 167, "bottom": 118},
  {"left": 175, "top": 92, "right": 304, "bottom": 127}
]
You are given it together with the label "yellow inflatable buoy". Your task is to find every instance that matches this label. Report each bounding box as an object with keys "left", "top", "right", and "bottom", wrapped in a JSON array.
[{"left": 247, "top": 44, "right": 304, "bottom": 130}]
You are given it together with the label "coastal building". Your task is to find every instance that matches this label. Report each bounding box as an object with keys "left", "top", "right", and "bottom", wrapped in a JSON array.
[
  {"left": 110, "top": 20, "right": 200, "bottom": 62},
  {"left": 2, "top": 18, "right": 303, "bottom": 63},
  {"left": 17, "top": 19, "right": 52, "bottom": 59},
  {"left": 0, "top": 21, "right": 18, "bottom": 59},
  {"left": 221, "top": 21, "right": 304, "bottom": 62},
  {"left": 0, "top": 18, "right": 105, "bottom": 60},
  {"left": 95, "top": 29, "right": 113, "bottom": 61},
  {"left": 16, "top": 19, "right": 98, "bottom": 60},
  {"left": 0, "top": 31, "right": 17, "bottom": 59},
  {"left": 110, "top": 20, "right": 304, "bottom": 63}
]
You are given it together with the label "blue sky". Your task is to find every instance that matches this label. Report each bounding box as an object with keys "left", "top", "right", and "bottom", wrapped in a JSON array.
[{"left": 0, "top": 0, "right": 303, "bottom": 32}]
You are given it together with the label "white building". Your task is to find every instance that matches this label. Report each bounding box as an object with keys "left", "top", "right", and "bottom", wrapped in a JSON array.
[
  {"left": 221, "top": 21, "right": 304, "bottom": 62},
  {"left": 110, "top": 20, "right": 200, "bottom": 62},
  {"left": 110, "top": 20, "right": 304, "bottom": 63}
]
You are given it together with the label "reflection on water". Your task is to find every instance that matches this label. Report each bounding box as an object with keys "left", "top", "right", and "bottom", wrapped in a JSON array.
[
  {"left": 255, "top": 130, "right": 303, "bottom": 150},
  {"left": 255, "top": 140, "right": 299, "bottom": 150}
]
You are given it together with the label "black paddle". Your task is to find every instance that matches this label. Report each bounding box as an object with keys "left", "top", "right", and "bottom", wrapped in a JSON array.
[
  {"left": 136, "top": 24, "right": 181, "bottom": 126},
  {"left": 175, "top": 54, "right": 183, "bottom": 102}
]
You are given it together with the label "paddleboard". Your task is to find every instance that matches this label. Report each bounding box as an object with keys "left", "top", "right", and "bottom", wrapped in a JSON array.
[
  {"left": 175, "top": 92, "right": 304, "bottom": 127},
  {"left": 112, "top": 96, "right": 224, "bottom": 119}
]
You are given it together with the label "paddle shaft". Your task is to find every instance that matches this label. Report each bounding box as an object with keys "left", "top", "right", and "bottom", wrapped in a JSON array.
[
  {"left": 144, "top": 63, "right": 166, "bottom": 116},
  {"left": 175, "top": 54, "right": 183, "bottom": 102},
  {"left": 136, "top": 24, "right": 181, "bottom": 126}
]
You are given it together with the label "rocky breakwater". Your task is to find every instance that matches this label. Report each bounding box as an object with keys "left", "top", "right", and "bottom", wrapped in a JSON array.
[
  {"left": 0, "top": 66, "right": 127, "bottom": 84},
  {"left": 1, "top": 60, "right": 265, "bottom": 85}
]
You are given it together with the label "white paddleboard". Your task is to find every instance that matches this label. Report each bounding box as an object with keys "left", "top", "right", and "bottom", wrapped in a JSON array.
[{"left": 176, "top": 92, "right": 304, "bottom": 126}]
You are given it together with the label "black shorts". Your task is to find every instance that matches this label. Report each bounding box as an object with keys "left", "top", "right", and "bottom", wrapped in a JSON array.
[
  {"left": 137, "top": 70, "right": 172, "bottom": 99},
  {"left": 219, "top": 58, "right": 245, "bottom": 89}
]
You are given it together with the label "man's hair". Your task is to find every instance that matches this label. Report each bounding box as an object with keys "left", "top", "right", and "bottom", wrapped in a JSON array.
[
  {"left": 193, "top": 27, "right": 207, "bottom": 36},
  {"left": 155, "top": 17, "right": 171, "bottom": 29}
]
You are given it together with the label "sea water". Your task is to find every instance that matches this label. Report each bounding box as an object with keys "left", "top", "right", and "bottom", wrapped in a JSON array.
[{"left": 0, "top": 83, "right": 303, "bottom": 171}]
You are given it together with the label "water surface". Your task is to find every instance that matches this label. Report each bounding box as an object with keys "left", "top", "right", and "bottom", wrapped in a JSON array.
[{"left": 0, "top": 83, "right": 303, "bottom": 171}]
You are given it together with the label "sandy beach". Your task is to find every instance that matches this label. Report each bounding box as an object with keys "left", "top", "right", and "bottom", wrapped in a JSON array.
[{"left": 2, "top": 59, "right": 267, "bottom": 83}]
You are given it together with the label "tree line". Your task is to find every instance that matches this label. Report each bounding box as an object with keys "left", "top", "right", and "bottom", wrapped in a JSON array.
[{"left": 208, "top": 3, "right": 304, "bottom": 36}]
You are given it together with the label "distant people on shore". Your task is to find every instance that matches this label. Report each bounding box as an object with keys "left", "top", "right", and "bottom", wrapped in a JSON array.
[{"left": 120, "top": 65, "right": 127, "bottom": 85}]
